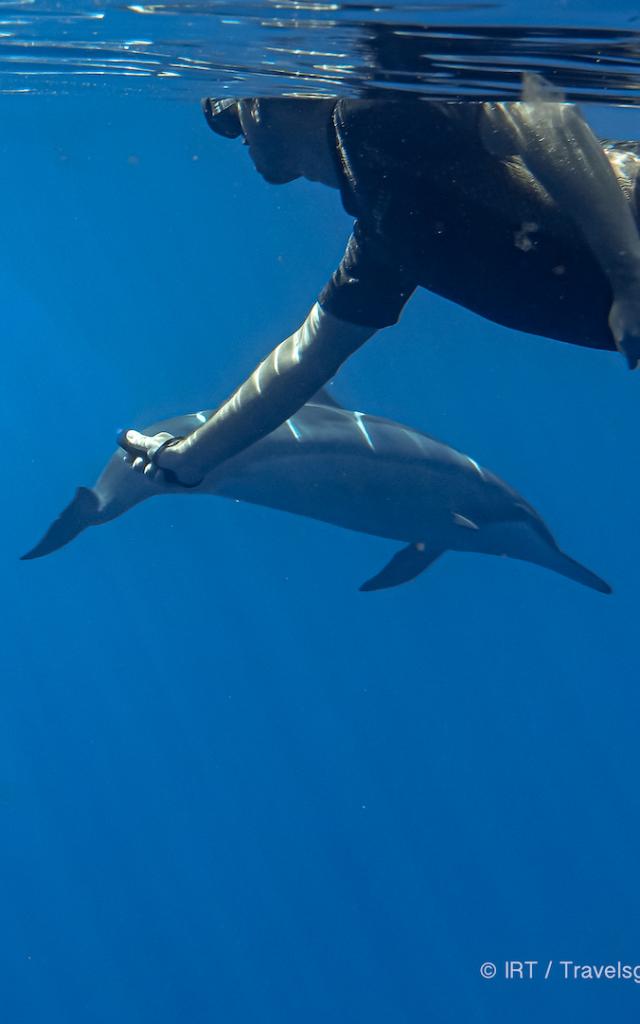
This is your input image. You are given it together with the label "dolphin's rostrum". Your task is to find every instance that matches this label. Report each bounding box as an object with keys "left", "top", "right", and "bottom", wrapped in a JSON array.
[{"left": 22, "top": 391, "right": 611, "bottom": 595}]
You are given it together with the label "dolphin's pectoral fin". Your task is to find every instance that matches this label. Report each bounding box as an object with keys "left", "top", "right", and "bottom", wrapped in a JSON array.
[
  {"left": 359, "top": 542, "right": 444, "bottom": 593},
  {"left": 21, "top": 487, "right": 101, "bottom": 561}
]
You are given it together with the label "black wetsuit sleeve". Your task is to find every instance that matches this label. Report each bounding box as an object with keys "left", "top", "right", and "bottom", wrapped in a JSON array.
[{"left": 318, "top": 219, "right": 417, "bottom": 329}]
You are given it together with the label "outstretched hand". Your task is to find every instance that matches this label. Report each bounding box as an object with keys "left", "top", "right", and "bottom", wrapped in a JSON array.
[
  {"left": 609, "top": 297, "right": 640, "bottom": 370},
  {"left": 118, "top": 430, "right": 204, "bottom": 487}
]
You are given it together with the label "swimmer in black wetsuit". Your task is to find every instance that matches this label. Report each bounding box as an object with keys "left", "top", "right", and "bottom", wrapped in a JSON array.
[{"left": 121, "top": 91, "right": 640, "bottom": 486}]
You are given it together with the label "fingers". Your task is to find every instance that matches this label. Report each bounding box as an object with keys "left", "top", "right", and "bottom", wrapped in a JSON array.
[
  {"left": 129, "top": 455, "right": 158, "bottom": 478},
  {"left": 118, "top": 429, "right": 161, "bottom": 457},
  {"left": 608, "top": 299, "right": 640, "bottom": 369},
  {"left": 617, "top": 332, "right": 640, "bottom": 370},
  {"left": 118, "top": 430, "right": 174, "bottom": 478},
  {"left": 614, "top": 338, "right": 639, "bottom": 370},
  {"left": 626, "top": 348, "right": 639, "bottom": 371}
]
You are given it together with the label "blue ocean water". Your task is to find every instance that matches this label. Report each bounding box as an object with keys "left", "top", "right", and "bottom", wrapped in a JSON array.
[{"left": 3, "top": 4, "right": 640, "bottom": 1022}]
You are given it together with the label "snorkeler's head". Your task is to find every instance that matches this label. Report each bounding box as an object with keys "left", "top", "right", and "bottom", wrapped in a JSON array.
[
  {"left": 201, "top": 98, "right": 243, "bottom": 139},
  {"left": 201, "top": 97, "right": 335, "bottom": 185}
]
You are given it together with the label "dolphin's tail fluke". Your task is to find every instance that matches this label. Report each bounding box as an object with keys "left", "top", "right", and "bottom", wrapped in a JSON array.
[
  {"left": 547, "top": 549, "right": 612, "bottom": 595},
  {"left": 21, "top": 487, "right": 101, "bottom": 561}
]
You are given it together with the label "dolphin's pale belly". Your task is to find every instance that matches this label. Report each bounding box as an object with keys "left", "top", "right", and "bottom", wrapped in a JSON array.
[{"left": 211, "top": 451, "right": 483, "bottom": 543}]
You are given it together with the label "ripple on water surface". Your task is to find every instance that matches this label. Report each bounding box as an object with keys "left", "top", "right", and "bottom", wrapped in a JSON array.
[{"left": 0, "top": 0, "right": 639, "bottom": 102}]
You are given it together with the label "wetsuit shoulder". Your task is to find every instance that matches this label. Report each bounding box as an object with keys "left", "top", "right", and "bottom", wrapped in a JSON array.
[
  {"left": 320, "top": 100, "right": 485, "bottom": 329},
  {"left": 319, "top": 219, "right": 417, "bottom": 328}
]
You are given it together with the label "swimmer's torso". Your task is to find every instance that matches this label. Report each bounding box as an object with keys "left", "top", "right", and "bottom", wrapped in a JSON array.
[{"left": 322, "top": 99, "right": 640, "bottom": 348}]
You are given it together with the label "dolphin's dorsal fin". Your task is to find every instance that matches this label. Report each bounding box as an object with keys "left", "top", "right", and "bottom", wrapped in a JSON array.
[
  {"left": 21, "top": 487, "right": 101, "bottom": 561},
  {"left": 309, "top": 387, "right": 343, "bottom": 409},
  {"left": 359, "top": 542, "right": 444, "bottom": 592}
]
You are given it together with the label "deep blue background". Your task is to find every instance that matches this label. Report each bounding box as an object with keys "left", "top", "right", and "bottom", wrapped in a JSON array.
[{"left": 2, "top": 93, "right": 640, "bottom": 1022}]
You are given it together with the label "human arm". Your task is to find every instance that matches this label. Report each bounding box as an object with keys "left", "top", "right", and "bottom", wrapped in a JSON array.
[
  {"left": 122, "top": 303, "right": 376, "bottom": 484},
  {"left": 122, "top": 220, "right": 416, "bottom": 483}
]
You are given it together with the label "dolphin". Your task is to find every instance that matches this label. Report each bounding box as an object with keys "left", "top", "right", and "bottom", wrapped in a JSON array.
[{"left": 22, "top": 391, "right": 610, "bottom": 594}]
